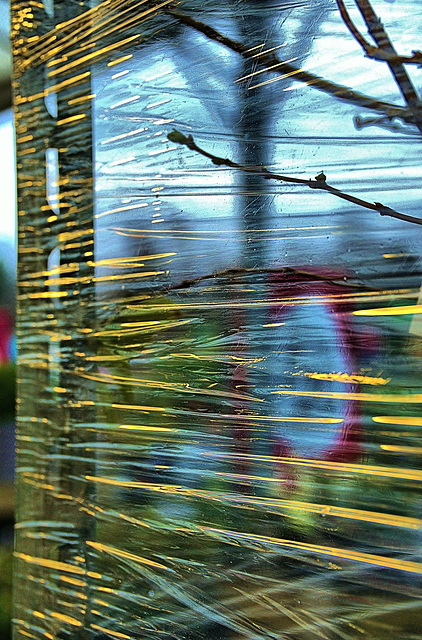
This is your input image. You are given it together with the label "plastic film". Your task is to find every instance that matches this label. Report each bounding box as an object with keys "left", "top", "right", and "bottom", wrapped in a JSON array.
[{"left": 12, "top": 1, "right": 422, "bottom": 638}]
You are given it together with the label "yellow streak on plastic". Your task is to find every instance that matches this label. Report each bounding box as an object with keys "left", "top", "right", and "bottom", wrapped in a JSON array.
[
  {"left": 381, "top": 445, "right": 422, "bottom": 454},
  {"left": 50, "top": 612, "right": 82, "bottom": 627},
  {"left": 15, "top": 553, "right": 86, "bottom": 575},
  {"left": 85, "top": 475, "right": 421, "bottom": 529},
  {"left": 27, "top": 291, "right": 68, "bottom": 299},
  {"left": 112, "top": 403, "right": 165, "bottom": 412},
  {"left": 88, "top": 253, "right": 176, "bottom": 266},
  {"left": 59, "top": 575, "right": 87, "bottom": 587},
  {"left": 272, "top": 389, "right": 422, "bottom": 403},
  {"left": 107, "top": 54, "right": 133, "bottom": 67},
  {"left": 47, "top": 34, "right": 141, "bottom": 78},
  {"left": 118, "top": 424, "right": 176, "bottom": 432},
  {"left": 14, "top": 72, "right": 91, "bottom": 104},
  {"left": 91, "top": 624, "right": 131, "bottom": 640},
  {"left": 373, "top": 416, "right": 422, "bottom": 426},
  {"left": 303, "top": 371, "right": 390, "bottom": 385},
  {"left": 262, "top": 322, "right": 285, "bottom": 327},
  {"left": 78, "top": 370, "right": 264, "bottom": 403},
  {"left": 57, "top": 113, "right": 87, "bottom": 126},
  {"left": 33, "top": 611, "right": 45, "bottom": 619},
  {"left": 212, "top": 480, "right": 422, "bottom": 529},
  {"left": 86, "top": 541, "right": 170, "bottom": 571},
  {"left": 201, "top": 527, "right": 422, "bottom": 574},
  {"left": 202, "top": 452, "right": 422, "bottom": 482},
  {"left": 353, "top": 304, "right": 422, "bottom": 316}
]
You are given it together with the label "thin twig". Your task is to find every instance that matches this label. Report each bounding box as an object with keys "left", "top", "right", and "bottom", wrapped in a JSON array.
[
  {"left": 388, "top": 52, "right": 422, "bottom": 65},
  {"left": 336, "top": 0, "right": 374, "bottom": 54},
  {"left": 166, "top": 8, "right": 413, "bottom": 125},
  {"left": 336, "top": 0, "right": 422, "bottom": 65},
  {"left": 354, "top": 0, "right": 422, "bottom": 133},
  {"left": 168, "top": 266, "right": 366, "bottom": 293},
  {"left": 167, "top": 130, "right": 422, "bottom": 227},
  {"left": 353, "top": 114, "right": 415, "bottom": 134}
]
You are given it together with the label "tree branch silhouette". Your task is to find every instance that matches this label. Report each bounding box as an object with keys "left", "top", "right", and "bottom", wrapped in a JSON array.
[
  {"left": 336, "top": 0, "right": 422, "bottom": 133},
  {"left": 168, "top": 130, "right": 422, "bottom": 226},
  {"left": 166, "top": 7, "right": 414, "bottom": 126},
  {"left": 336, "top": 0, "right": 422, "bottom": 64}
]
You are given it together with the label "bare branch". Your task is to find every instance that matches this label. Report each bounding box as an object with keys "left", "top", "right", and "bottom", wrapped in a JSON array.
[
  {"left": 354, "top": 0, "right": 422, "bottom": 133},
  {"left": 354, "top": 113, "right": 416, "bottom": 134},
  {"left": 166, "top": 8, "right": 413, "bottom": 125},
  {"left": 336, "top": 0, "right": 374, "bottom": 55},
  {"left": 168, "top": 130, "right": 422, "bottom": 227},
  {"left": 168, "top": 266, "right": 366, "bottom": 293},
  {"left": 390, "top": 51, "right": 422, "bottom": 65},
  {"left": 364, "top": 49, "right": 422, "bottom": 65},
  {"left": 336, "top": 0, "right": 422, "bottom": 65}
]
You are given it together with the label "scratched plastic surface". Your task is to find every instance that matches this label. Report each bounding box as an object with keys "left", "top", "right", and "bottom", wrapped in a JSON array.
[{"left": 12, "top": 0, "right": 422, "bottom": 639}]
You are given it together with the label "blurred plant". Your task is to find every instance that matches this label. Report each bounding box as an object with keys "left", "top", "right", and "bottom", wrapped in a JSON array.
[
  {"left": 0, "top": 257, "right": 16, "bottom": 416},
  {"left": 0, "top": 548, "right": 12, "bottom": 640},
  {"left": 0, "top": 254, "right": 16, "bottom": 640},
  {"left": 0, "top": 252, "right": 16, "bottom": 313}
]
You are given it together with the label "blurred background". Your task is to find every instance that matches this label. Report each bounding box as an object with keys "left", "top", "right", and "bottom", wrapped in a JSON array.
[{"left": 0, "top": 2, "right": 15, "bottom": 639}]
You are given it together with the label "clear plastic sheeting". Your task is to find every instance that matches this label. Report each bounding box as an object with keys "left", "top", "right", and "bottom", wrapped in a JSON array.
[{"left": 11, "top": 0, "right": 422, "bottom": 638}]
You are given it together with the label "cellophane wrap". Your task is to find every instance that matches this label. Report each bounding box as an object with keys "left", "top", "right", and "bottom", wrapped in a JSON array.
[{"left": 11, "top": 1, "right": 422, "bottom": 638}]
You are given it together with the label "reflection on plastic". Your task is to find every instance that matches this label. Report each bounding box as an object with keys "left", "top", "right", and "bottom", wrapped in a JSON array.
[{"left": 12, "top": 0, "right": 422, "bottom": 639}]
